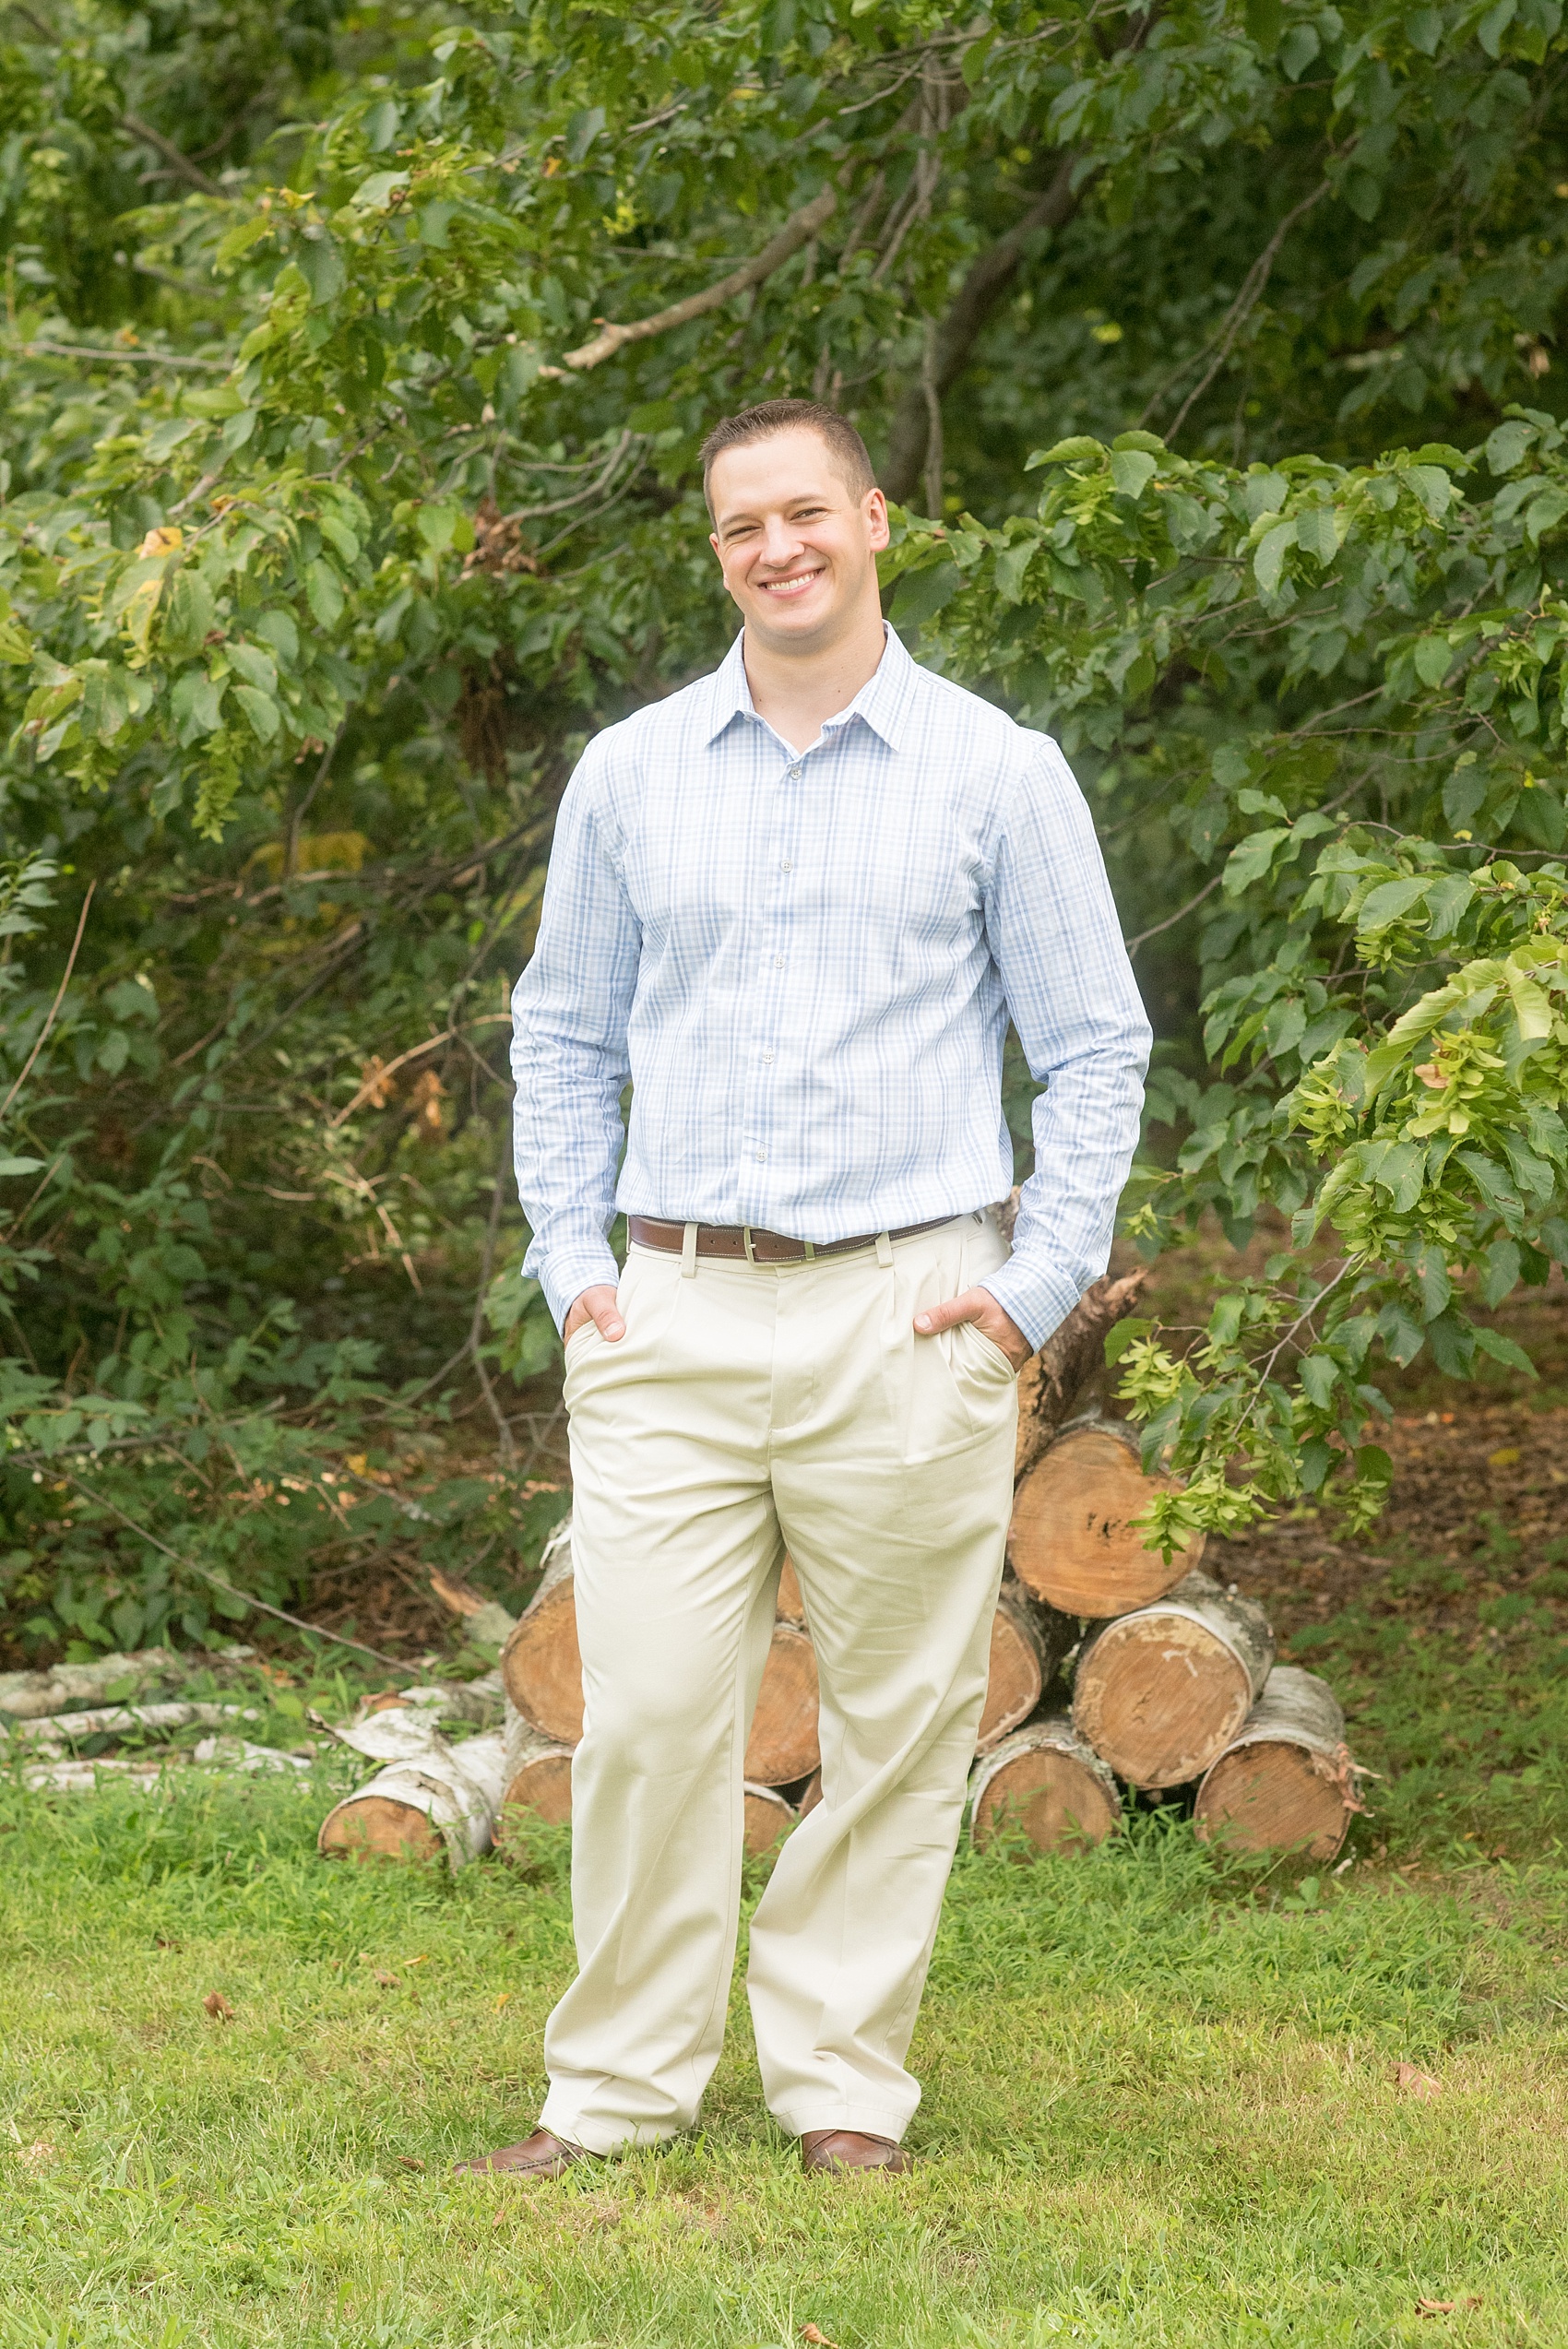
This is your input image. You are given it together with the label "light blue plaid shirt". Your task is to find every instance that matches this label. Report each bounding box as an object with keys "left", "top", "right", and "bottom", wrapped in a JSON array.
[{"left": 512, "top": 624, "right": 1150, "bottom": 1347}]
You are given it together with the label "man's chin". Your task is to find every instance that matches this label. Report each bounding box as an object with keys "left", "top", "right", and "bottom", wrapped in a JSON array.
[{"left": 744, "top": 591, "right": 842, "bottom": 650}]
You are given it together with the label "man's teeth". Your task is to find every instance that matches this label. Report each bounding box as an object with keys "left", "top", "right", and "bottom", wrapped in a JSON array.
[{"left": 764, "top": 574, "right": 818, "bottom": 593}]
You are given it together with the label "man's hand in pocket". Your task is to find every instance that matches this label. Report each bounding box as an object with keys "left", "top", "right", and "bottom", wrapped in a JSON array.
[
  {"left": 913, "top": 1287, "right": 1030, "bottom": 1371},
  {"left": 564, "top": 1284, "right": 624, "bottom": 1344}
]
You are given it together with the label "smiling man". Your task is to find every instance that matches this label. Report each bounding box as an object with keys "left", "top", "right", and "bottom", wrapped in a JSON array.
[{"left": 464, "top": 399, "right": 1150, "bottom": 2181}]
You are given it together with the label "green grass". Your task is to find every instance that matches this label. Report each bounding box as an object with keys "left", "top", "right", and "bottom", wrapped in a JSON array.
[{"left": 3, "top": 1747, "right": 1567, "bottom": 2349}]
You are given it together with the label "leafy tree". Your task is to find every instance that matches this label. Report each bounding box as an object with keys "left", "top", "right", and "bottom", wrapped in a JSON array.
[{"left": 2, "top": 0, "right": 1566, "bottom": 1650}]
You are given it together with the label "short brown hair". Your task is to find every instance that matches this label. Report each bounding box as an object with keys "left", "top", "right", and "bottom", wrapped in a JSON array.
[{"left": 700, "top": 399, "right": 876, "bottom": 513}]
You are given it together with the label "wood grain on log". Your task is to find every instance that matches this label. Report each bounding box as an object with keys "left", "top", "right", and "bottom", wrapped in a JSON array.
[
  {"left": 317, "top": 1727, "right": 507, "bottom": 1867},
  {"left": 493, "top": 1702, "right": 576, "bottom": 1852},
  {"left": 499, "top": 1520, "right": 582, "bottom": 1743},
  {"left": 744, "top": 1622, "right": 820, "bottom": 1784},
  {"left": 969, "top": 1717, "right": 1121, "bottom": 1855},
  {"left": 1072, "top": 1571, "right": 1274, "bottom": 1790},
  {"left": 743, "top": 1781, "right": 797, "bottom": 1856},
  {"left": 1194, "top": 1666, "right": 1363, "bottom": 1862},
  {"left": 977, "top": 1579, "right": 1079, "bottom": 1752},
  {"left": 1010, "top": 1415, "right": 1202, "bottom": 1618}
]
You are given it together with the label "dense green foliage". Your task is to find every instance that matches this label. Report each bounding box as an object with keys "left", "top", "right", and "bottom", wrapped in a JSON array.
[{"left": 4, "top": 0, "right": 1568, "bottom": 1650}]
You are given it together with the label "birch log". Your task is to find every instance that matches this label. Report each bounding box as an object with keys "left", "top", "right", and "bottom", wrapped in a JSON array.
[
  {"left": 1011, "top": 1267, "right": 1150, "bottom": 1482},
  {"left": 744, "top": 1623, "right": 820, "bottom": 1784},
  {"left": 976, "top": 1579, "right": 1079, "bottom": 1753},
  {"left": 1010, "top": 1415, "right": 1203, "bottom": 1618},
  {"left": 776, "top": 1553, "right": 806, "bottom": 1626},
  {"left": 499, "top": 1518, "right": 583, "bottom": 1743},
  {"left": 493, "top": 1699, "right": 576, "bottom": 1854},
  {"left": 743, "top": 1781, "right": 797, "bottom": 1855},
  {"left": 1194, "top": 1667, "right": 1364, "bottom": 1861},
  {"left": 1072, "top": 1571, "right": 1274, "bottom": 1790},
  {"left": 968, "top": 1717, "right": 1121, "bottom": 1855},
  {"left": 317, "top": 1726, "right": 507, "bottom": 1867}
]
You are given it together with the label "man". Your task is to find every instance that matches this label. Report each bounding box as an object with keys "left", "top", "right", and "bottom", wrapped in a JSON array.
[{"left": 460, "top": 398, "right": 1150, "bottom": 2180}]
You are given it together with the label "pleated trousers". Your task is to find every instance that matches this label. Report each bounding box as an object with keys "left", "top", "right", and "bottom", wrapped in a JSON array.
[{"left": 537, "top": 1209, "right": 1017, "bottom": 2153}]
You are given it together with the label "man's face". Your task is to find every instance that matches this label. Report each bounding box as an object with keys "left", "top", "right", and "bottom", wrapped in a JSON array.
[{"left": 707, "top": 428, "right": 890, "bottom": 653}]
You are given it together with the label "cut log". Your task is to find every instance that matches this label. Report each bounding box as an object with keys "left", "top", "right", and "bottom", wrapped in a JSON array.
[
  {"left": 1072, "top": 1571, "right": 1274, "bottom": 1791},
  {"left": 743, "top": 1622, "right": 820, "bottom": 1785},
  {"left": 976, "top": 1579, "right": 1079, "bottom": 1753},
  {"left": 777, "top": 1552, "right": 806, "bottom": 1626},
  {"left": 743, "top": 1781, "right": 797, "bottom": 1855},
  {"left": 317, "top": 1726, "right": 507, "bottom": 1867},
  {"left": 1194, "top": 1667, "right": 1364, "bottom": 1862},
  {"left": 968, "top": 1717, "right": 1121, "bottom": 1855},
  {"left": 1009, "top": 1414, "right": 1203, "bottom": 1618},
  {"left": 796, "top": 1769, "right": 823, "bottom": 1817},
  {"left": 499, "top": 1518, "right": 583, "bottom": 1744},
  {"left": 1013, "top": 1267, "right": 1150, "bottom": 1481},
  {"left": 493, "top": 1700, "right": 576, "bottom": 1854}
]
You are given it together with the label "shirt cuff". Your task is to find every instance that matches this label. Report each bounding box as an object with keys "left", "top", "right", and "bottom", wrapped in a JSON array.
[
  {"left": 524, "top": 1236, "right": 622, "bottom": 1335},
  {"left": 980, "top": 1258, "right": 1085, "bottom": 1355}
]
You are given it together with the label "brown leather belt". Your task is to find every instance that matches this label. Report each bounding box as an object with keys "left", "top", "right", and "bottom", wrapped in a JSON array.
[{"left": 628, "top": 1214, "right": 958, "bottom": 1265}]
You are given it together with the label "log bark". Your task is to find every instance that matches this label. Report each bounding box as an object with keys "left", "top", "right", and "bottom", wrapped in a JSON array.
[
  {"left": 492, "top": 1700, "right": 576, "bottom": 1854},
  {"left": 1010, "top": 1413, "right": 1203, "bottom": 1617},
  {"left": 317, "top": 1726, "right": 508, "bottom": 1867},
  {"left": 1072, "top": 1571, "right": 1274, "bottom": 1791},
  {"left": 968, "top": 1716, "right": 1121, "bottom": 1856},
  {"left": 743, "top": 1781, "right": 797, "bottom": 1856},
  {"left": 976, "top": 1577, "right": 1079, "bottom": 1753},
  {"left": 499, "top": 1517, "right": 583, "bottom": 1743},
  {"left": 796, "top": 1768, "right": 823, "bottom": 1817},
  {"left": 1012, "top": 1268, "right": 1150, "bottom": 1482},
  {"left": 744, "top": 1622, "right": 820, "bottom": 1785},
  {"left": 1194, "top": 1666, "right": 1365, "bottom": 1863}
]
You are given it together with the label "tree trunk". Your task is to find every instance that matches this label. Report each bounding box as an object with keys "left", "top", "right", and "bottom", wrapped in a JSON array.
[
  {"left": 493, "top": 1701, "right": 576, "bottom": 1855},
  {"left": 743, "top": 1780, "right": 797, "bottom": 1855},
  {"left": 1072, "top": 1571, "right": 1274, "bottom": 1791},
  {"left": 1010, "top": 1413, "right": 1204, "bottom": 1617},
  {"left": 1194, "top": 1666, "right": 1365, "bottom": 1862},
  {"left": 317, "top": 1726, "right": 507, "bottom": 1867},
  {"left": 499, "top": 1517, "right": 583, "bottom": 1743},
  {"left": 977, "top": 1577, "right": 1079, "bottom": 1752},
  {"left": 744, "top": 1622, "right": 820, "bottom": 1784},
  {"left": 968, "top": 1716, "right": 1121, "bottom": 1855}
]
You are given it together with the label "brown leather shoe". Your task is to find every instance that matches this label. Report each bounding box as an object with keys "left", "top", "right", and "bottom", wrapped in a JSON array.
[
  {"left": 452, "top": 2127, "right": 593, "bottom": 2179},
  {"left": 800, "top": 2129, "right": 912, "bottom": 2175}
]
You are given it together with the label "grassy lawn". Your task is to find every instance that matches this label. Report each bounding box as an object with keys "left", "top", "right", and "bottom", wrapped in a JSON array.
[{"left": 3, "top": 1715, "right": 1567, "bottom": 2345}]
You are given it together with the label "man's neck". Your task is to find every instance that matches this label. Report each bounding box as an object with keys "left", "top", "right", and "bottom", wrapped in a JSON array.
[{"left": 741, "top": 607, "right": 888, "bottom": 755}]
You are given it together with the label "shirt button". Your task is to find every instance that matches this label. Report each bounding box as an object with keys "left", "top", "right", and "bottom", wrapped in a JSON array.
[
  {"left": 754, "top": 1148, "right": 766, "bottom": 1162},
  {"left": 789, "top": 765, "right": 802, "bottom": 781},
  {"left": 775, "top": 955, "right": 785, "bottom": 967},
  {"left": 781, "top": 859, "right": 792, "bottom": 872},
  {"left": 762, "top": 1050, "right": 774, "bottom": 1064}
]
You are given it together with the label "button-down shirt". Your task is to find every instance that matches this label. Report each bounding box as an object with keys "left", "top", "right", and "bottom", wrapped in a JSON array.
[{"left": 512, "top": 623, "right": 1150, "bottom": 1347}]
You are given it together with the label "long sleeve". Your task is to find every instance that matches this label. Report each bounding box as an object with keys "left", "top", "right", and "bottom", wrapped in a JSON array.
[
  {"left": 512, "top": 754, "right": 641, "bottom": 1330},
  {"left": 978, "top": 740, "right": 1152, "bottom": 1350}
]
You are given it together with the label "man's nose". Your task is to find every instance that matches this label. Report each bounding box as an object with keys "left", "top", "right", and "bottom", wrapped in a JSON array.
[{"left": 757, "top": 516, "right": 805, "bottom": 566}]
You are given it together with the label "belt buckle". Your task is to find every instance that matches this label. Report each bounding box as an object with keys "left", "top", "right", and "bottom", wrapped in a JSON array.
[{"left": 742, "top": 1225, "right": 756, "bottom": 1265}]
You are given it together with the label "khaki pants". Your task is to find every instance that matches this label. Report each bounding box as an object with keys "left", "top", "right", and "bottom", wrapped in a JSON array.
[{"left": 538, "top": 1210, "right": 1017, "bottom": 2153}]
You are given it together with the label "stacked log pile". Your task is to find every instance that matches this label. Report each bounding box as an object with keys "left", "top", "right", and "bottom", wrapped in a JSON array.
[{"left": 315, "top": 1262, "right": 1364, "bottom": 1869}]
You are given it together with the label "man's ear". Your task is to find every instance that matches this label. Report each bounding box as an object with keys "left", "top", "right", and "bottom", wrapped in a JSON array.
[{"left": 864, "top": 488, "right": 891, "bottom": 551}]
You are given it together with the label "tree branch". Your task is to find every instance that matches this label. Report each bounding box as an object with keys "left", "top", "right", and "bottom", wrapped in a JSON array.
[
  {"left": 880, "top": 152, "right": 1085, "bottom": 506},
  {"left": 1157, "top": 177, "right": 1333, "bottom": 443},
  {"left": 539, "top": 183, "right": 839, "bottom": 378},
  {"left": 118, "top": 112, "right": 223, "bottom": 199}
]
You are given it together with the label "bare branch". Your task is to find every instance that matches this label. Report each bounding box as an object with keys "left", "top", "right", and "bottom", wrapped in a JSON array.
[
  {"left": 14, "top": 338, "right": 230, "bottom": 374},
  {"left": 118, "top": 112, "right": 223, "bottom": 199},
  {"left": 539, "top": 183, "right": 839, "bottom": 378},
  {"left": 1159, "top": 178, "right": 1333, "bottom": 442},
  {"left": 0, "top": 883, "right": 95, "bottom": 1129}
]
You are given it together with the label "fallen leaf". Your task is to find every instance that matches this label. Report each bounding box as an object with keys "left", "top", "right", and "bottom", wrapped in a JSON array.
[
  {"left": 396, "top": 2154, "right": 424, "bottom": 2172},
  {"left": 374, "top": 1971, "right": 400, "bottom": 1988},
  {"left": 1396, "top": 2061, "right": 1442, "bottom": 2097},
  {"left": 494, "top": 1990, "right": 511, "bottom": 2011},
  {"left": 1487, "top": 1446, "right": 1521, "bottom": 1468},
  {"left": 1417, "top": 2302, "right": 1456, "bottom": 2318},
  {"left": 403, "top": 1953, "right": 428, "bottom": 1967},
  {"left": 802, "top": 2331, "right": 841, "bottom": 2348},
  {"left": 18, "top": 2141, "right": 55, "bottom": 2166},
  {"left": 202, "top": 1991, "right": 234, "bottom": 2023}
]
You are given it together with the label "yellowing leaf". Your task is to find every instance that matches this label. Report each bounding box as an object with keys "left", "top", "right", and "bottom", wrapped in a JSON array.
[{"left": 137, "top": 526, "right": 184, "bottom": 560}]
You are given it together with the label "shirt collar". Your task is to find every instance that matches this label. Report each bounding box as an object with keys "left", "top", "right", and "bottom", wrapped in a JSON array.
[{"left": 703, "top": 621, "right": 914, "bottom": 753}]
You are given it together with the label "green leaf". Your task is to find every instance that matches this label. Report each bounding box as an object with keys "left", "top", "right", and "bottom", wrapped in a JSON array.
[
  {"left": 304, "top": 561, "right": 344, "bottom": 628},
  {"left": 1477, "top": 0, "right": 1518, "bottom": 57},
  {"left": 1474, "top": 1326, "right": 1538, "bottom": 1374},
  {"left": 1443, "top": 765, "right": 1487, "bottom": 834},
  {"left": 1104, "top": 1317, "right": 1153, "bottom": 1365},
  {"left": 1245, "top": 0, "right": 1283, "bottom": 49},
  {"left": 232, "top": 685, "right": 280, "bottom": 741},
  {"left": 1525, "top": 485, "right": 1568, "bottom": 541},
  {"left": 1413, "top": 635, "right": 1452, "bottom": 687},
  {"left": 1253, "top": 518, "right": 1296, "bottom": 594},
  {"left": 1295, "top": 506, "right": 1338, "bottom": 564},
  {"left": 0, "top": 1157, "right": 44, "bottom": 1177},
  {"left": 1222, "top": 826, "right": 1289, "bottom": 895},
  {"left": 1028, "top": 437, "right": 1102, "bottom": 467},
  {"left": 1299, "top": 1352, "right": 1336, "bottom": 1408},
  {"left": 1357, "top": 875, "right": 1430, "bottom": 930},
  {"left": 297, "top": 235, "right": 347, "bottom": 308},
  {"left": 1484, "top": 420, "right": 1535, "bottom": 474},
  {"left": 993, "top": 541, "right": 1035, "bottom": 603},
  {"left": 352, "top": 171, "right": 410, "bottom": 211},
  {"left": 1110, "top": 450, "right": 1158, "bottom": 501},
  {"left": 892, "top": 560, "right": 961, "bottom": 625},
  {"left": 565, "top": 105, "right": 606, "bottom": 163},
  {"left": 159, "top": 571, "right": 216, "bottom": 661}
]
